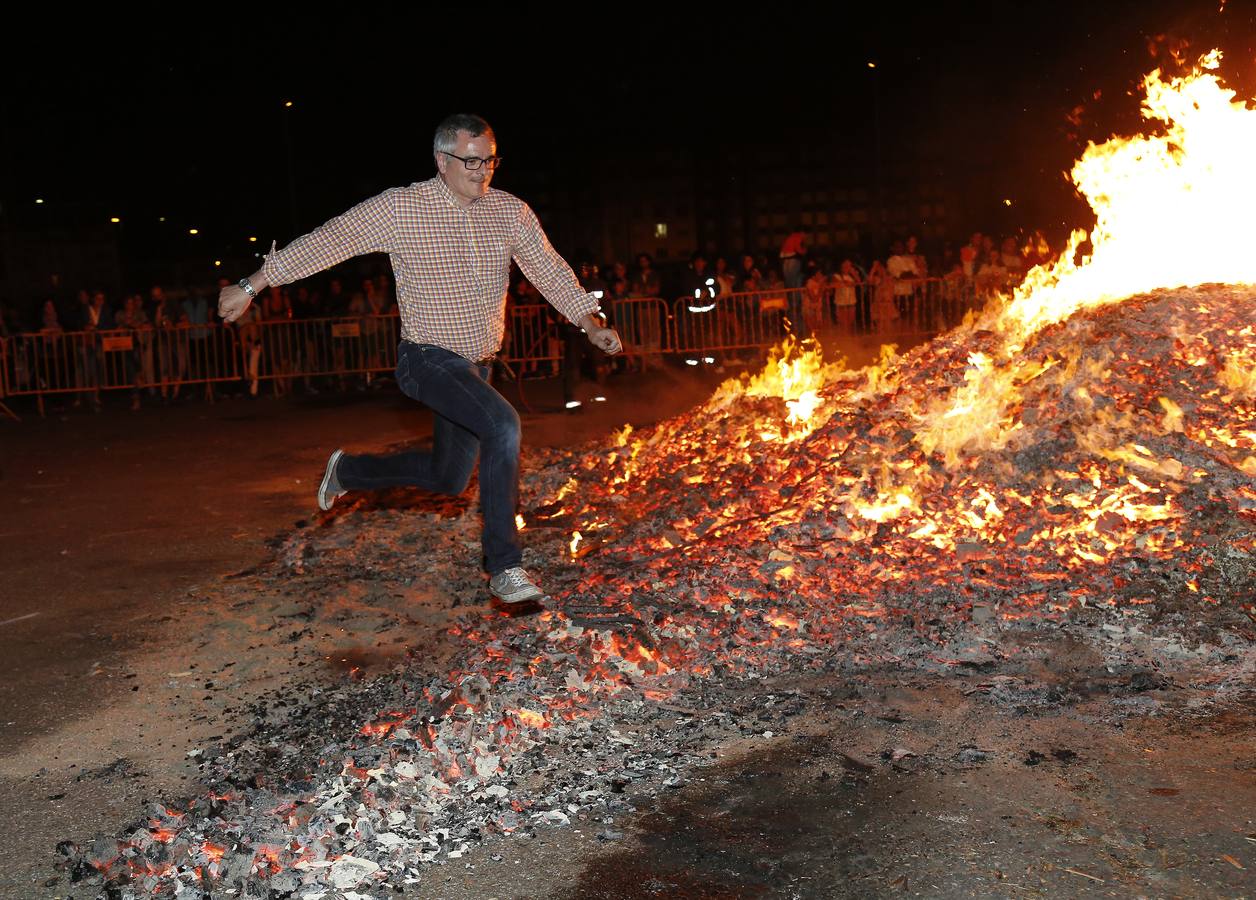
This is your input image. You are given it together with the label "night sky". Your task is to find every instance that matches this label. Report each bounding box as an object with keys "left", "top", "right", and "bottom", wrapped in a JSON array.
[{"left": 1, "top": 2, "right": 1251, "bottom": 267}]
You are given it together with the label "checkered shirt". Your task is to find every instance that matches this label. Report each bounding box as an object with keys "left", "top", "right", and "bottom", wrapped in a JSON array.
[{"left": 260, "top": 176, "right": 600, "bottom": 361}]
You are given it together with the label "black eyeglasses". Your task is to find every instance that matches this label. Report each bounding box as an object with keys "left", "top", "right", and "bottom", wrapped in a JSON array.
[{"left": 443, "top": 152, "right": 503, "bottom": 171}]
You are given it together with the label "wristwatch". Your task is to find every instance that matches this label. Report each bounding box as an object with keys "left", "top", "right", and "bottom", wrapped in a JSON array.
[{"left": 238, "top": 279, "right": 257, "bottom": 299}]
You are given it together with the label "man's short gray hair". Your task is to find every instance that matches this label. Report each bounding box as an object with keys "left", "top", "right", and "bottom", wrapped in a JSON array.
[{"left": 433, "top": 113, "right": 496, "bottom": 158}]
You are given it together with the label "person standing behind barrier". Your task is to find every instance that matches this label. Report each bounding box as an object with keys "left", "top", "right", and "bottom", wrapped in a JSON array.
[
  {"left": 563, "top": 261, "right": 608, "bottom": 411},
  {"left": 779, "top": 231, "right": 808, "bottom": 338},
  {"left": 908, "top": 235, "right": 929, "bottom": 326},
  {"left": 606, "top": 262, "right": 633, "bottom": 374},
  {"left": 216, "top": 113, "right": 621, "bottom": 605},
  {"left": 960, "top": 232, "right": 982, "bottom": 281},
  {"left": 680, "top": 252, "right": 720, "bottom": 364},
  {"left": 1000, "top": 236, "right": 1026, "bottom": 286},
  {"left": 262, "top": 287, "right": 293, "bottom": 397},
  {"left": 151, "top": 289, "right": 181, "bottom": 403},
  {"left": 37, "top": 300, "right": 63, "bottom": 393},
  {"left": 629, "top": 253, "right": 660, "bottom": 298},
  {"left": 292, "top": 285, "right": 321, "bottom": 393},
  {"left": 322, "top": 277, "right": 352, "bottom": 391},
  {"left": 804, "top": 263, "right": 829, "bottom": 334},
  {"left": 237, "top": 293, "right": 264, "bottom": 397},
  {"left": 683, "top": 253, "right": 718, "bottom": 309},
  {"left": 712, "top": 256, "right": 740, "bottom": 355},
  {"left": 360, "top": 278, "right": 392, "bottom": 386},
  {"left": 116, "top": 294, "right": 148, "bottom": 410},
  {"left": 886, "top": 239, "right": 919, "bottom": 323},
  {"left": 737, "top": 254, "right": 762, "bottom": 292},
  {"left": 713, "top": 256, "right": 736, "bottom": 297},
  {"left": 76, "top": 291, "right": 112, "bottom": 411},
  {"left": 629, "top": 254, "right": 662, "bottom": 368},
  {"left": 867, "top": 259, "right": 898, "bottom": 332},
  {"left": 131, "top": 294, "right": 156, "bottom": 399},
  {"left": 835, "top": 259, "right": 864, "bottom": 332},
  {"left": 975, "top": 248, "right": 1009, "bottom": 299},
  {"left": 181, "top": 287, "right": 214, "bottom": 397}
]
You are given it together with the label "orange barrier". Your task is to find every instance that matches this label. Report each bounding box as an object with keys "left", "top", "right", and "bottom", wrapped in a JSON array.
[{"left": 0, "top": 282, "right": 979, "bottom": 414}]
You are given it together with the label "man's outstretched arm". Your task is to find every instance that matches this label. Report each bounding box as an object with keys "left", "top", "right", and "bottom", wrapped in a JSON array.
[
  {"left": 218, "top": 189, "right": 399, "bottom": 323},
  {"left": 513, "top": 204, "right": 621, "bottom": 355}
]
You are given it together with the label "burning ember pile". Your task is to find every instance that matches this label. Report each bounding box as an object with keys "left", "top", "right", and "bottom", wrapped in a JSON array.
[{"left": 62, "top": 54, "right": 1254, "bottom": 899}]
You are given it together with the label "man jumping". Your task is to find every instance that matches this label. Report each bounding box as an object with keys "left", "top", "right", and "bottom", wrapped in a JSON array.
[{"left": 218, "top": 113, "right": 621, "bottom": 603}]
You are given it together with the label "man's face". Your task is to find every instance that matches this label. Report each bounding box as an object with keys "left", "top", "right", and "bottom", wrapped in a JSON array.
[{"left": 436, "top": 130, "right": 496, "bottom": 206}]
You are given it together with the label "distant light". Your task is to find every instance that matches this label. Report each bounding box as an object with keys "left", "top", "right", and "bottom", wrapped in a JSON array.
[
  {"left": 214, "top": 260, "right": 222, "bottom": 267},
  {"left": 248, "top": 236, "right": 258, "bottom": 243},
  {"left": 592, "top": 289, "right": 604, "bottom": 299},
  {"left": 284, "top": 100, "right": 293, "bottom": 108},
  {"left": 867, "top": 61, "right": 877, "bottom": 69},
  {"left": 1003, "top": 199, "right": 1013, "bottom": 206},
  {"left": 654, "top": 222, "right": 668, "bottom": 238},
  {"left": 702, "top": 357, "right": 715, "bottom": 364},
  {"left": 593, "top": 396, "right": 607, "bottom": 402},
  {"left": 565, "top": 401, "right": 582, "bottom": 409},
  {"left": 35, "top": 198, "right": 44, "bottom": 205},
  {"left": 685, "top": 359, "right": 699, "bottom": 366},
  {"left": 188, "top": 228, "right": 199, "bottom": 235},
  {"left": 110, "top": 217, "right": 121, "bottom": 223},
  {"left": 159, "top": 216, "right": 166, "bottom": 222}
]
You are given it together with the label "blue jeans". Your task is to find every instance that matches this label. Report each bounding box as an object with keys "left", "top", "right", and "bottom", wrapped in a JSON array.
[{"left": 336, "top": 342, "right": 522, "bottom": 574}]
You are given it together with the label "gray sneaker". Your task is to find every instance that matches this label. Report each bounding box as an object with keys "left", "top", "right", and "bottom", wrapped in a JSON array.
[
  {"left": 489, "top": 567, "right": 545, "bottom": 604},
  {"left": 318, "top": 449, "right": 347, "bottom": 511}
]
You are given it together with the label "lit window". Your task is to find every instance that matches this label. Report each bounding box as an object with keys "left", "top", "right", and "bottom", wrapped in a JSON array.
[{"left": 654, "top": 223, "right": 668, "bottom": 238}]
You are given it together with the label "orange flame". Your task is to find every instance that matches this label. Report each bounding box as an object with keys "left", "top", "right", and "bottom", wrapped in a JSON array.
[{"left": 1002, "top": 51, "right": 1256, "bottom": 346}]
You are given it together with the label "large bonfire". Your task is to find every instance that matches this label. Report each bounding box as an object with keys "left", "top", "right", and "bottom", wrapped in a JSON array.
[
  {"left": 547, "top": 49, "right": 1255, "bottom": 629},
  {"left": 69, "top": 53, "right": 1254, "bottom": 898}
]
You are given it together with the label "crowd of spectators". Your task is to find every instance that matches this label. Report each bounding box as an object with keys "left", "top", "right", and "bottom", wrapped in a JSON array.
[
  {"left": 0, "top": 228, "right": 1051, "bottom": 407},
  {"left": 0, "top": 274, "right": 403, "bottom": 408},
  {"left": 562, "top": 228, "right": 1053, "bottom": 339}
]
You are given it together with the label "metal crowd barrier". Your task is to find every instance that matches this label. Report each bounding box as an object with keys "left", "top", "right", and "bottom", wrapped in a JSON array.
[
  {"left": 0, "top": 280, "right": 980, "bottom": 417},
  {"left": 668, "top": 277, "right": 979, "bottom": 357}
]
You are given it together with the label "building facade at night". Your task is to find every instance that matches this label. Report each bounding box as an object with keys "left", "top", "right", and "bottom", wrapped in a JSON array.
[{"left": 519, "top": 138, "right": 967, "bottom": 269}]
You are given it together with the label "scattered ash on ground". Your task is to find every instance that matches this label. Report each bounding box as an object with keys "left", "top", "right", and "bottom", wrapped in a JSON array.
[{"left": 55, "top": 286, "right": 1254, "bottom": 898}]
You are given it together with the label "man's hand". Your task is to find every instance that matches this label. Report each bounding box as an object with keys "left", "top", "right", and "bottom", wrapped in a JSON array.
[
  {"left": 218, "top": 283, "right": 253, "bottom": 324},
  {"left": 586, "top": 325, "right": 622, "bottom": 355},
  {"left": 577, "top": 312, "right": 622, "bottom": 355}
]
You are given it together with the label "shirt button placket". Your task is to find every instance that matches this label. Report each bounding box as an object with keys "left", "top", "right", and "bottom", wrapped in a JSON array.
[{"left": 464, "top": 210, "right": 478, "bottom": 280}]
